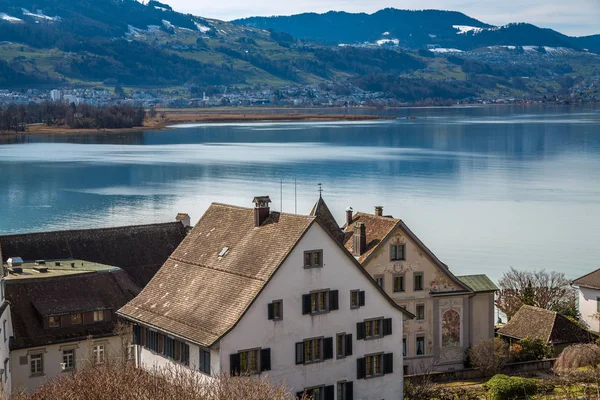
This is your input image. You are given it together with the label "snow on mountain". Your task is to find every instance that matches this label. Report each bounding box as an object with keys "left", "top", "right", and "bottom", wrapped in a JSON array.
[
  {"left": 154, "top": 6, "right": 169, "bottom": 11},
  {"left": 21, "top": 8, "right": 60, "bottom": 21},
  {"left": 162, "top": 19, "right": 174, "bottom": 29},
  {"left": 382, "top": 31, "right": 390, "bottom": 36},
  {"left": 453, "top": 25, "right": 483, "bottom": 35},
  {"left": 0, "top": 13, "right": 23, "bottom": 23},
  {"left": 194, "top": 21, "right": 211, "bottom": 32},
  {"left": 377, "top": 38, "right": 399, "bottom": 45},
  {"left": 430, "top": 47, "right": 463, "bottom": 53}
]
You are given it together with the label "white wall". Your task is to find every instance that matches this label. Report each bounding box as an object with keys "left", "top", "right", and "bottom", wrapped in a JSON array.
[
  {"left": 578, "top": 287, "right": 600, "bottom": 330},
  {"left": 219, "top": 223, "right": 405, "bottom": 400},
  {"left": 10, "top": 336, "right": 122, "bottom": 393},
  {"left": 0, "top": 303, "right": 12, "bottom": 398}
]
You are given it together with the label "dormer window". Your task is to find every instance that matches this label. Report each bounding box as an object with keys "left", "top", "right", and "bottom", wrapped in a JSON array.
[
  {"left": 49, "top": 316, "right": 60, "bottom": 328},
  {"left": 93, "top": 311, "right": 105, "bottom": 322},
  {"left": 71, "top": 313, "right": 83, "bottom": 325}
]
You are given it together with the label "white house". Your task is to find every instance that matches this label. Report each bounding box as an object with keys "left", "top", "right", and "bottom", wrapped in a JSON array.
[
  {"left": 572, "top": 268, "right": 600, "bottom": 331},
  {"left": 0, "top": 254, "right": 14, "bottom": 398},
  {"left": 118, "top": 196, "right": 413, "bottom": 400}
]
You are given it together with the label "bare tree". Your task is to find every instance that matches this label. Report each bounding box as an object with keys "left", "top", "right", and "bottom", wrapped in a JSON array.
[
  {"left": 469, "top": 338, "right": 509, "bottom": 377},
  {"left": 495, "top": 267, "right": 576, "bottom": 321}
]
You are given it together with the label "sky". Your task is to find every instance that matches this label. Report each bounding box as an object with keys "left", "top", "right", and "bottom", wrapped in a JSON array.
[{"left": 159, "top": 0, "right": 599, "bottom": 36}]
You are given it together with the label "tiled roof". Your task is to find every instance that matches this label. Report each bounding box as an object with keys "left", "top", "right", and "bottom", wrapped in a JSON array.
[
  {"left": 118, "top": 204, "right": 316, "bottom": 347},
  {"left": 457, "top": 275, "right": 499, "bottom": 293},
  {"left": 0, "top": 222, "right": 188, "bottom": 287},
  {"left": 310, "top": 196, "right": 344, "bottom": 244},
  {"left": 7, "top": 269, "right": 140, "bottom": 349},
  {"left": 572, "top": 268, "right": 600, "bottom": 290},
  {"left": 498, "top": 305, "right": 597, "bottom": 344}
]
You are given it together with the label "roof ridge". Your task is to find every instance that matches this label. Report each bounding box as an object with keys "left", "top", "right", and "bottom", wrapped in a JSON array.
[
  {"left": 572, "top": 267, "right": 600, "bottom": 285},
  {"left": 169, "top": 256, "right": 265, "bottom": 282},
  {"left": 0, "top": 221, "right": 184, "bottom": 238},
  {"left": 210, "top": 202, "right": 316, "bottom": 219},
  {"left": 352, "top": 211, "right": 401, "bottom": 222}
]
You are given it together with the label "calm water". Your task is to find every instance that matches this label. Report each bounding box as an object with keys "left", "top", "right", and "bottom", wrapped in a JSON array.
[{"left": 1, "top": 105, "right": 599, "bottom": 283}]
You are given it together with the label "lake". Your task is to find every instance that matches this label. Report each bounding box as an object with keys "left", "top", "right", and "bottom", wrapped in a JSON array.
[{"left": 1, "top": 104, "right": 599, "bottom": 283}]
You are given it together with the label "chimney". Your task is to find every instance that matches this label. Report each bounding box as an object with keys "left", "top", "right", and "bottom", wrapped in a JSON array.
[
  {"left": 375, "top": 206, "right": 383, "bottom": 217},
  {"left": 353, "top": 222, "right": 367, "bottom": 257},
  {"left": 252, "top": 196, "right": 272, "bottom": 227},
  {"left": 176, "top": 213, "right": 191, "bottom": 228},
  {"left": 346, "top": 207, "right": 353, "bottom": 226}
]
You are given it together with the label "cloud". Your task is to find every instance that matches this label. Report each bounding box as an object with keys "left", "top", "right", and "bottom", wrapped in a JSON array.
[{"left": 163, "top": 0, "right": 600, "bottom": 36}]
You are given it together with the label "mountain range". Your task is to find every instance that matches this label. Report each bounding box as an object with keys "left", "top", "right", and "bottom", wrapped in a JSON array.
[
  {"left": 0, "top": 0, "right": 598, "bottom": 103},
  {"left": 233, "top": 9, "right": 600, "bottom": 53}
]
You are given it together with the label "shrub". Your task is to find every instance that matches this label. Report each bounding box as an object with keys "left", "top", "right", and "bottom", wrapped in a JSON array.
[
  {"left": 554, "top": 344, "right": 600, "bottom": 373},
  {"left": 469, "top": 338, "right": 509, "bottom": 376},
  {"left": 511, "top": 337, "right": 552, "bottom": 362},
  {"left": 483, "top": 374, "right": 540, "bottom": 400}
]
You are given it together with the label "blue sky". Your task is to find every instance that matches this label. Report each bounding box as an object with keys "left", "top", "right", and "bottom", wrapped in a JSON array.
[{"left": 161, "top": 0, "right": 599, "bottom": 36}]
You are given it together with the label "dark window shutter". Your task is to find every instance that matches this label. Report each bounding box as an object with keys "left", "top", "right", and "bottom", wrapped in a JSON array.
[
  {"left": 347, "top": 382, "right": 354, "bottom": 400},
  {"left": 383, "top": 353, "right": 394, "bottom": 374},
  {"left": 356, "top": 357, "right": 366, "bottom": 380},
  {"left": 295, "top": 342, "right": 304, "bottom": 365},
  {"left": 268, "top": 303, "right": 275, "bottom": 320},
  {"left": 324, "top": 385, "right": 335, "bottom": 400},
  {"left": 356, "top": 322, "right": 365, "bottom": 340},
  {"left": 329, "top": 290, "right": 339, "bottom": 311},
  {"left": 302, "top": 294, "right": 311, "bottom": 315},
  {"left": 358, "top": 291, "right": 365, "bottom": 307},
  {"left": 345, "top": 334, "right": 353, "bottom": 356},
  {"left": 323, "top": 337, "right": 333, "bottom": 360},
  {"left": 184, "top": 344, "right": 190, "bottom": 365},
  {"left": 260, "top": 348, "right": 271, "bottom": 371},
  {"left": 132, "top": 324, "right": 140, "bottom": 345},
  {"left": 383, "top": 318, "right": 393, "bottom": 336},
  {"left": 230, "top": 353, "right": 241, "bottom": 376},
  {"left": 296, "top": 392, "right": 304, "bottom": 399}
]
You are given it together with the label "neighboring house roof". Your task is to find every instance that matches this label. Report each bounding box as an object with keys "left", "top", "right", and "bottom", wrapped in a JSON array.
[
  {"left": 310, "top": 196, "right": 344, "bottom": 243},
  {"left": 497, "top": 305, "right": 597, "bottom": 345},
  {"left": 342, "top": 212, "right": 472, "bottom": 293},
  {"left": 457, "top": 275, "right": 499, "bottom": 293},
  {"left": 118, "top": 202, "right": 413, "bottom": 348},
  {"left": 0, "top": 222, "right": 188, "bottom": 288},
  {"left": 572, "top": 268, "right": 600, "bottom": 290},
  {"left": 6, "top": 269, "right": 141, "bottom": 349}
]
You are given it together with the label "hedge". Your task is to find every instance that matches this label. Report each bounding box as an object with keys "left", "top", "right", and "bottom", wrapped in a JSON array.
[{"left": 483, "top": 374, "right": 540, "bottom": 400}]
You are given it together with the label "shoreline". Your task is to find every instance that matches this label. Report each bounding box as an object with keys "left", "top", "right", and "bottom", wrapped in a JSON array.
[{"left": 2, "top": 112, "right": 394, "bottom": 136}]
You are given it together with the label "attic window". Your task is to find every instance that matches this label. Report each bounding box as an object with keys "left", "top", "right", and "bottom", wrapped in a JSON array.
[{"left": 218, "top": 247, "right": 230, "bottom": 258}]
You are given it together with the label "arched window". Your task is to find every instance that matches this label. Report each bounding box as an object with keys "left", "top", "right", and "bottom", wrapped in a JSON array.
[{"left": 441, "top": 309, "right": 461, "bottom": 348}]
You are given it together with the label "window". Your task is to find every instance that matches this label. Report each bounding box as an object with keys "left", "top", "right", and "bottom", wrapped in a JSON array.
[
  {"left": 416, "top": 304, "right": 425, "bottom": 320},
  {"left": 414, "top": 272, "right": 424, "bottom": 291},
  {"left": 416, "top": 336, "right": 425, "bottom": 356},
  {"left": 365, "top": 319, "right": 382, "bottom": 339},
  {"left": 30, "top": 353, "right": 43, "bottom": 376},
  {"left": 239, "top": 349, "right": 259, "bottom": 374},
  {"left": 350, "top": 290, "right": 365, "bottom": 309},
  {"left": 199, "top": 349, "right": 211, "bottom": 375},
  {"left": 365, "top": 354, "right": 383, "bottom": 377},
  {"left": 303, "top": 290, "right": 338, "bottom": 315},
  {"left": 93, "top": 345, "right": 105, "bottom": 364},
  {"left": 357, "top": 318, "right": 392, "bottom": 340},
  {"left": 62, "top": 349, "right": 75, "bottom": 370},
  {"left": 3, "top": 359, "right": 7, "bottom": 383},
  {"left": 71, "top": 313, "right": 83, "bottom": 325},
  {"left": 48, "top": 316, "right": 60, "bottom": 328},
  {"left": 268, "top": 300, "right": 283, "bottom": 321},
  {"left": 597, "top": 297, "right": 600, "bottom": 313},
  {"left": 93, "top": 310, "right": 105, "bottom": 322},
  {"left": 403, "top": 337, "right": 407, "bottom": 357},
  {"left": 304, "top": 250, "right": 323, "bottom": 268},
  {"left": 391, "top": 244, "right": 406, "bottom": 261},
  {"left": 2, "top": 320, "right": 6, "bottom": 342},
  {"left": 304, "top": 338, "right": 323, "bottom": 363},
  {"left": 393, "top": 274, "right": 405, "bottom": 292},
  {"left": 301, "top": 386, "right": 325, "bottom": 400},
  {"left": 337, "top": 381, "right": 353, "bottom": 400},
  {"left": 357, "top": 354, "right": 393, "bottom": 379},
  {"left": 336, "top": 333, "right": 352, "bottom": 359},
  {"left": 374, "top": 275, "right": 384, "bottom": 288}
]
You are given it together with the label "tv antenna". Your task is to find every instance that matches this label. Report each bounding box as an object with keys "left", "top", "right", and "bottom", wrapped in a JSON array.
[{"left": 318, "top": 183, "right": 323, "bottom": 198}]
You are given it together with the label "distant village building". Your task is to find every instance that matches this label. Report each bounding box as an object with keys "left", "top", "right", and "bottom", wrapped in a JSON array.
[
  {"left": 497, "top": 305, "right": 597, "bottom": 354},
  {"left": 311, "top": 198, "right": 498, "bottom": 374},
  {"left": 571, "top": 268, "right": 600, "bottom": 331},
  {"left": 0, "top": 251, "right": 14, "bottom": 398},
  {"left": 119, "top": 196, "right": 413, "bottom": 400},
  {"left": 4, "top": 258, "right": 140, "bottom": 393}
]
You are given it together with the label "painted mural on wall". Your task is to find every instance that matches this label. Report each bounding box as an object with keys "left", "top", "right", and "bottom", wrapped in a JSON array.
[
  {"left": 441, "top": 309, "right": 461, "bottom": 348},
  {"left": 430, "top": 270, "right": 459, "bottom": 293}
]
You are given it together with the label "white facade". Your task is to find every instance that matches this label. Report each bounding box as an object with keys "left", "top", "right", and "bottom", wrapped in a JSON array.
[
  {"left": 0, "top": 279, "right": 13, "bottom": 398},
  {"left": 137, "top": 223, "right": 406, "bottom": 400},
  {"left": 577, "top": 286, "right": 600, "bottom": 330},
  {"left": 11, "top": 336, "right": 123, "bottom": 393}
]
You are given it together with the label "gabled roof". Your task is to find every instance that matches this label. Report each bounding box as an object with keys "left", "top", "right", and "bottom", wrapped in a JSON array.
[
  {"left": 7, "top": 269, "right": 140, "bottom": 349},
  {"left": 118, "top": 203, "right": 413, "bottom": 348},
  {"left": 457, "top": 275, "right": 499, "bottom": 293},
  {"left": 0, "top": 222, "right": 188, "bottom": 288},
  {"left": 343, "top": 212, "right": 471, "bottom": 293},
  {"left": 572, "top": 268, "right": 600, "bottom": 290},
  {"left": 498, "top": 305, "right": 597, "bottom": 345},
  {"left": 310, "top": 196, "right": 344, "bottom": 243}
]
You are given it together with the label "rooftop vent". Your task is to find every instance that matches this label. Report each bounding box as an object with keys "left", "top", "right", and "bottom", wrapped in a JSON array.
[
  {"left": 35, "top": 260, "right": 46, "bottom": 265},
  {"left": 7, "top": 257, "right": 23, "bottom": 267},
  {"left": 55, "top": 261, "right": 61, "bottom": 266},
  {"left": 218, "top": 247, "right": 230, "bottom": 258},
  {"left": 9, "top": 267, "right": 23, "bottom": 274},
  {"left": 33, "top": 266, "right": 48, "bottom": 273},
  {"left": 71, "top": 262, "right": 75, "bottom": 268}
]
